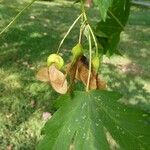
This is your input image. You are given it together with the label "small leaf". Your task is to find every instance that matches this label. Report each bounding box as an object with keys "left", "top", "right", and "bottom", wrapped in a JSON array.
[
  {"left": 94, "top": 0, "right": 113, "bottom": 21},
  {"left": 37, "top": 90, "right": 150, "bottom": 150}
]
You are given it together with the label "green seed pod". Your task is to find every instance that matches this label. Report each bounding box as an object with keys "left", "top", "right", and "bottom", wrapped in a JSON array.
[
  {"left": 71, "top": 43, "right": 83, "bottom": 60},
  {"left": 92, "top": 55, "right": 100, "bottom": 73},
  {"left": 47, "top": 54, "right": 64, "bottom": 69}
]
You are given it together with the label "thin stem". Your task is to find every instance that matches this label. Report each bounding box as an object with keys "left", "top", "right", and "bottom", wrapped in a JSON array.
[
  {"left": 80, "top": 0, "right": 87, "bottom": 21},
  {"left": 86, "top": 33, "right": 92, "bottom": 92},
  {"left": 88, "top": 24, "right": 99, "bottom": 56},
  {"left": 79, "top": 0, "right": 87, "bottom": 44},
  {"left": 0, "top": 0, "right": 37, "bottom": 36},
  {"left": 78, "top": 26, "right": 83, "bottom": 44},
  {"left": 83, "top": 12, "right": 88, "bottom": 21},
  {"left": 80, "top": 0, "right": 85, "bottom": 13},
  {"left": 57, "top": 14, "right": 83, "bottom": 54},
  {"left": 78, "top": 21, "right": 86, "bottom": 44},
  {"left": 79, "top": 1, "right": 84, "bottom": 43},
  {"left": 81, "top": 4, "right": 98, "bottom": 56}
]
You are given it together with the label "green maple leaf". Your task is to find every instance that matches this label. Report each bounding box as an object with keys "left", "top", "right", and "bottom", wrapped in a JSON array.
[{"left": 37, "top": 90, "right": 150, "bottom": 150}]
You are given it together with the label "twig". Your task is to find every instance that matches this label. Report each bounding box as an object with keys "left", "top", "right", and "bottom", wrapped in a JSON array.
[{"left": 0, "top": 0, "right": 37, "bottom": 35}]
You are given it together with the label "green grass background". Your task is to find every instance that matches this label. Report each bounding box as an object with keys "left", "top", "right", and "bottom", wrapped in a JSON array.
[{"left": 0, "top": 0, "right": 150, "bottom": 149}]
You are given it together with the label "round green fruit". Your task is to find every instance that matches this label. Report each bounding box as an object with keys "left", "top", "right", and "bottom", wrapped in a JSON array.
[
  {"left": 47, "top": 54, "right": 64, "bottom": 69},
  {"left": 92, "top": 55, "right": 100, "bottom": 72},
  {"left": 72, "top": 43, "right": 83, "bottom": 59}
]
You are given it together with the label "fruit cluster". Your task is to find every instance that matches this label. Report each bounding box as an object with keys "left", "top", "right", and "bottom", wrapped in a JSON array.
[
  {"left": 36, "top": 11, "right": 107, "bottom": 94},
  {"left": 37, "top": 43, "right": 106, "bottom": 94}
]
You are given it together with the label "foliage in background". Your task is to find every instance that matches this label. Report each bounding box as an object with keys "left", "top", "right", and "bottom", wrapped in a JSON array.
[{"left": 95, "top": 0, "right": 130, "bottom": 55}]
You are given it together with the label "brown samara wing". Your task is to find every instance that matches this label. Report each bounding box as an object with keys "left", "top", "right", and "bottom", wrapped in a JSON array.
[
  {"left": 48, "top": 64, "right": 68, "bottom": 94},
  {"left": 36, "top": 67, "right": 49, "bottom": 82},
  {"left": 75, "top": 56, "right": 107, "bottom": 90},
  {"left": 36, "top": 65, "right": 68, "bottom": 94}
]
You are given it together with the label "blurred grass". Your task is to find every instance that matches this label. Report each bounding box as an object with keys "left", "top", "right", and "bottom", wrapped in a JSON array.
[{"left": 0, "top": 0, "right": 150, "bottom": 149}]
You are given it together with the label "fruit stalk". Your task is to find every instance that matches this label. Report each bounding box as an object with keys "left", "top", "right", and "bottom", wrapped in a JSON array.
[
  {"left": 86, "top": 33, "right": 92, "bottom": 91},
  {"left": 57, "top": 13, "right": 83, "bottom": 54}
]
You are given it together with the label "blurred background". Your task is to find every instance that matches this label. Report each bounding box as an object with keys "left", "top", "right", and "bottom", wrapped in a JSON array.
[{"left": 0, "top": 0, "right": 150, "bottom": 149}]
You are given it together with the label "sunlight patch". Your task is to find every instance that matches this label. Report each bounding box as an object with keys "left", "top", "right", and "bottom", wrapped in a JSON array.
[
  {"left": 0, "top": 69, "right": 21, "bottom": 89},
  {"left": 30, "top": 32, "right": 43, "bottom": 38}
]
